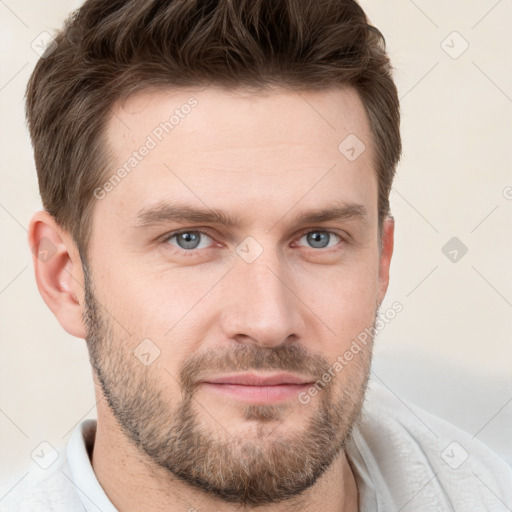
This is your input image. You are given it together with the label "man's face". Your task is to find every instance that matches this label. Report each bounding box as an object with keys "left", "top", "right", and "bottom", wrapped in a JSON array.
[{"left": 83, "top": 85, "right": 392, "bottom": 505}]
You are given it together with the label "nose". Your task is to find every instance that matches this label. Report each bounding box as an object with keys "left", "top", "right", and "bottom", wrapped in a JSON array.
[{"left": 219, "top": 249, "right": 306, "bottom": 348}]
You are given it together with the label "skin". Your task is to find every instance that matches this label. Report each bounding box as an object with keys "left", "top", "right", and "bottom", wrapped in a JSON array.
[{"left": 28, "top": 85, "right": 394, "bottom": 512}]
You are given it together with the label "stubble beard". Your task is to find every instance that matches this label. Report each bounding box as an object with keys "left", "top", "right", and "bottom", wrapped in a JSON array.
[{"left": 82, "top": 263, "right": 374, "bottom": 506}]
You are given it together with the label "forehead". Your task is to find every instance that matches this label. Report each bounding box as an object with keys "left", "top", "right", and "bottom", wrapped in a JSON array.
[
  {"left": 107, "top": 84, "right": 372, "bottom": 154},
  {"left": 96, "top": 85, "right": 377, "bottom": 229}
]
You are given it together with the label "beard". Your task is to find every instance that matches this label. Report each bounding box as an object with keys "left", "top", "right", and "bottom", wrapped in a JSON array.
[{"left": 82, "top": 262, "right": 375, "bottom": 507}]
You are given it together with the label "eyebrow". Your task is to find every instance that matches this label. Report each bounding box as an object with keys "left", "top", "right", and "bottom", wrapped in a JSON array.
[{"left": 133, "top": 200, "right": 369, "bottom": 229}]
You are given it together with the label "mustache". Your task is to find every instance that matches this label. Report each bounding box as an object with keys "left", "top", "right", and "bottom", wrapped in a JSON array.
[{"left": 179, "top": 343, "right": 331, "bottom": 393}]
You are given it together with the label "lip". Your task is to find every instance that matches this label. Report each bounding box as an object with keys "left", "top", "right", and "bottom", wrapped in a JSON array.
[
  {"left": 200, "top": 373, "right": 315, "bottom": 404},
  {"left": 202, "top": 372, "right": 314, "bottom": 386}
]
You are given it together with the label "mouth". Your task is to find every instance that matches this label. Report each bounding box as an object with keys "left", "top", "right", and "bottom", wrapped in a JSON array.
[{"left": 200, "top": 372, "right": 315, "bottom": 404}]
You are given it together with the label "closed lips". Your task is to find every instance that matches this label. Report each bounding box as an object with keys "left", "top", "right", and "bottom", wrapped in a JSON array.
[{"left": 202, "top": 373, "right": 314, "bottom": 386}]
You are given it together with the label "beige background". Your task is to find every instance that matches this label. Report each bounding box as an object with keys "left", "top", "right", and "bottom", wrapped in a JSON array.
[{"left": 1, "top": 0, "right": 511, "bottom": 493}]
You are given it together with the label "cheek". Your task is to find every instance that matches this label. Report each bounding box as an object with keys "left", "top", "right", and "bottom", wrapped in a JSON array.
[
  {"left": 298, "top": 262, "right": 379, "bottom": 342},
  {"left": 103, "top": 262, "right": 221, "bottom": 342}
]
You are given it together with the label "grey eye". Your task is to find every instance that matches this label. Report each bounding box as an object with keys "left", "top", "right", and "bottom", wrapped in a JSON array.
[
  {"left": 299, "top": 231, "right": 340, "bottom": 249},
  {"left": 167, "top": 231, "right": 212, "bottom": 250}
]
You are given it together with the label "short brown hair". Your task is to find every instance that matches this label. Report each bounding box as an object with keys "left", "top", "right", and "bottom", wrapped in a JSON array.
[{"left": 26, "top": 0, "right": 401, "bottom": 262}]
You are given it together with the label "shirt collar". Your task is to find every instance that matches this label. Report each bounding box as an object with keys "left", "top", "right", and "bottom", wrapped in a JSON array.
[{"left": 67, "top": 419, "right": 118, "bottom": 512}]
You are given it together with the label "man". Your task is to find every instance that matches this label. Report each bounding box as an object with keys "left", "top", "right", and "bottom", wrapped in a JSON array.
[{"left": 2, "top": 0, "right": 511, "bottom": 510}]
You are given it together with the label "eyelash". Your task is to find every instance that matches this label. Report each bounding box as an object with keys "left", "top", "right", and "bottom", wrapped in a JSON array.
[{"left": 159, "top": 228, "right": 346, "bottom": 257}]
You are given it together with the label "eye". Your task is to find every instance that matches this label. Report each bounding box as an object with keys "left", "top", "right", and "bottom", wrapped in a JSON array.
[
  {"left": 160, "top": 228, "right": 344, "bottom": 256},
  {"left": 163, "top": 230, "right": 214, "bottom": 251},
  {"left": 295, "top": 230, "right": 342, "bottom": 250}
]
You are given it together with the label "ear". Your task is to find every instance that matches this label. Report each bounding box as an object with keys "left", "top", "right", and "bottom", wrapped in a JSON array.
[
  {"left": 377, "top": 215, "right": 395, "bottom": 305},
  {"left": 28, "top": 210, "right": 87, "bottom": 339}
]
